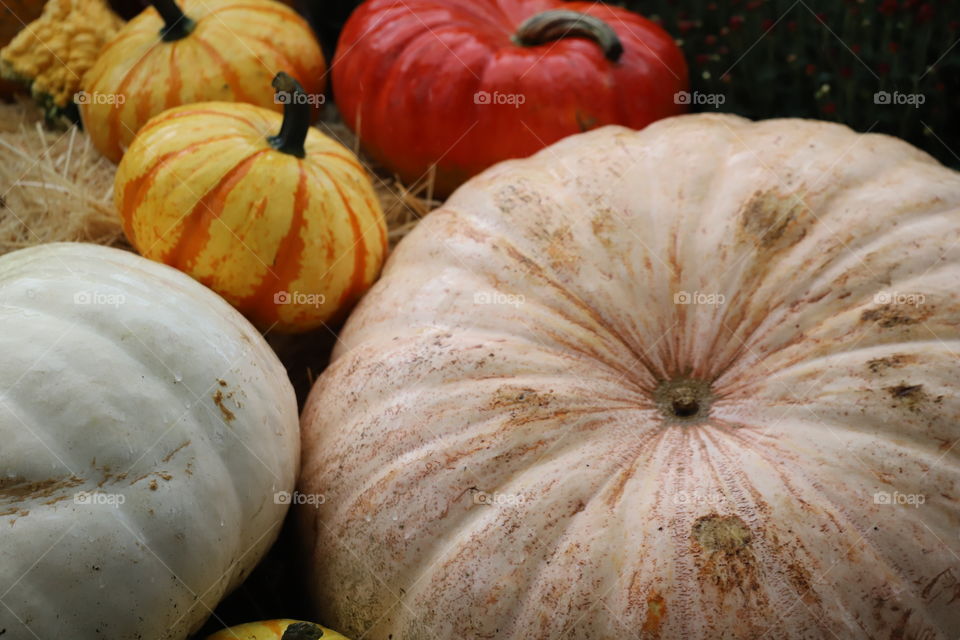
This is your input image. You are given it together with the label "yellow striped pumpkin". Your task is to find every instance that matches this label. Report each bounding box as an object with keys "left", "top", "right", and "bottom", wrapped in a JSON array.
[
  {"left": 114, "top": 73, "right": 386, "bottom": 333},
  {"left": 207, "top": 619, "right": 351, "bottom": 639},
  {"left": 80, "top": 0, "right": 324, "bottom": 162}
]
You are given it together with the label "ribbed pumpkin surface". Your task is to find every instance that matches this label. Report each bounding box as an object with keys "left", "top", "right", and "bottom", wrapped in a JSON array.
[
  {"left": 80, "top": 0, "right": 324, "bottom": 162},
  {"left": 300, "top": 113, "right": 960, "bottom": 639},
  {"left": 115, "top": 102, "right": 386, "bottom": 332}
]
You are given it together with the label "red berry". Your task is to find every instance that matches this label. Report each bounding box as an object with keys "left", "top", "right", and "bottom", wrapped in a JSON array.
[{"left": 878, "top": 0, "right": 898, "bottom": 16}]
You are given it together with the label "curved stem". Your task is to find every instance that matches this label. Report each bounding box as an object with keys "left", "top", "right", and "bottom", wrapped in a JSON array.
[
  {"left": 513, "top": 10, "right": 623, "bottom": 62},
  {"left": 268, "top": 72, "right": 310, "bottom": 158},
  {"left": 151, "top": 0, "right": 195, "bottom": 41},
  {"left": 281, "top": 622, "right": 324, "bottom": 640}
]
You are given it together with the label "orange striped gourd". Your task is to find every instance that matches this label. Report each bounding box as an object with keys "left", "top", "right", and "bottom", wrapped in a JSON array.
[
  {"left": 206, "top": 619, "right": 351, "bottom": 639},
  {"left": 114, "top": 73, "right": 386, "bottom": 333},
  {"left": 80, "top": 0, "right": 324, "bottom": 162}
]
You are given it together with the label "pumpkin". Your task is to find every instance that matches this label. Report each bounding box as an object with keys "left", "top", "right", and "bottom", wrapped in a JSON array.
[
  {"left": 80, "top": 0, "right": 325, "bottom": 162},
  {"left": 299, "top": 113, "right": 960, "bottom": 638},
  {"left": 114, "top": 72, "right": 386, "bottom": 333},
  {"left": 207, "top": 620, "right": 351, "bottom": 640},
  {"left": 1, "top": 0, "right": 122, "bottom": 118},
  {"left": 332, "top": 0, "right": 688, "bottom": 196},
  {"left": 0, "top": 242, "right": 299, "bottom": 638}
]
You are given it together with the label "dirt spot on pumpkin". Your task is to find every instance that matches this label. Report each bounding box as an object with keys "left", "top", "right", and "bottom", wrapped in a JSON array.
[
  {"left": 213, "top": 388, "right": 236, "bottom": 423},
  {"left": 641, "top": 592, "right": 666, "bottom": 635},
  {"left": 692, "top": 514, "right": 762, "bottom": 594},
  {"left": 693, "top": 514, "right": 752, "bottom": 552},
  {"left": 0, "top": 475, "right": 84, "bottom": 501},
  {"left": 736, "top": 189, "right": 811, "bottom": 252},
  {"left": 867, "top": 354, "right": 917, "bottom": 373},
  {"left": 885, "top": 383, "right": 942, "bottom": 411},
  {"left": 861, "top": 304, "right": 932, "bottom": 328}
]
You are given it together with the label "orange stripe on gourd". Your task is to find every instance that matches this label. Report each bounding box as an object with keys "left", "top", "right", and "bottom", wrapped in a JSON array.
[
  {"left": 82, "top": 0, "right": 325, "bottom": 163},
  {"left": 115, "top": 73, "right": 384, "bottom": 333},
  {"left": 118, "top": 134, "right": 243, "bottom": 246},
  {"left": 164, "top": 149, "right": 268, "bottom": 270},
  {"left": 237, "top": 163, "right": 310, "bottom": 327}
]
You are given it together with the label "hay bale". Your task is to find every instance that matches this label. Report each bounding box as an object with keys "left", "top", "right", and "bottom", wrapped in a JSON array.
[{"left": 0, "top": 99, "right": 124, "bottom": 255}]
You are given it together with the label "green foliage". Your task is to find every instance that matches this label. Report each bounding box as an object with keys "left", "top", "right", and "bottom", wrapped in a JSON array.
[{"left": 616, "top": 0, "right": 960, "bottom": 167}]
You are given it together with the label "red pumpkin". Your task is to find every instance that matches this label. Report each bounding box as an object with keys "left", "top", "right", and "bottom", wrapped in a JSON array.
[{"left": 332, "top": 0, "right": 688, "bottom": 196}]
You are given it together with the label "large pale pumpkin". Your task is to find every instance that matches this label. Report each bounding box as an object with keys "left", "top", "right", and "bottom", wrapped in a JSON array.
[
  {"left": 115, "top": 73, "right": 387, "bottom": 332},
  {"left": 80, "top": 0, "right": 325, "bottom": 162},
  {"left": 0, "top": 243, "right": 299, "bottom": 639},
  {"left": 300, "top": 114, "right": 960, "bottom": 639}
]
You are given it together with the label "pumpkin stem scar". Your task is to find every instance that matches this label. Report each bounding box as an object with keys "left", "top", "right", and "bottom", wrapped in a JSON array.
[
  {"left": 281, "top": 622, "right": 324, "bottom": 640},
  {"left": 268, "top": 72, "right": 310, "bottom": 158},
  {"left": 512, "top": 10, "right": 624, "bottom": 62},
  {"left": 152, "top": 0, "right": 196, "bottom": 41},
  {"left": 654, "top": 377, "right": 714, "bottom": 423}
]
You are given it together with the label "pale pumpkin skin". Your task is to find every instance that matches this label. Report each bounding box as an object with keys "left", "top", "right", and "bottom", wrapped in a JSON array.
[
  {"left": 114, "top": 101, "right": 387, "bottom": 332},
  {"left": 300, "top": 114, "right": 960, "bottom": 639},
  {"left": 80, "top": 0, "right": 325, "bottom": 162},
  {"left": 0, "top": 243, "right": 299, "bottom": 639}
]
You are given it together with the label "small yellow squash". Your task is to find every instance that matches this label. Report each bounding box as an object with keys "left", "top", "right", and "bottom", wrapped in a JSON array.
[
  {"left": 81, "top": 0, "right": 325, "bottom": 161},
  {"left": 115, "top": 73, "right": 387, "bottom": 333},
  {"left": 207, "top": 620, "right": 350, "bottom": 640}
]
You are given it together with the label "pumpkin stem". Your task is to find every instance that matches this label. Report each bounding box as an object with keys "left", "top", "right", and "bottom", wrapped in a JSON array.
[
  {"left": 281, "top": 622, "right": 324, "bottom": 640},
  {"left": 151, "top": 0, "right": 196, "bottom": 41},
  {"left": 268, "top": 72, "right": 310, "bottom": 158},
  {"left": 513, "top": 10, "right": 623, "bottom": 62}
]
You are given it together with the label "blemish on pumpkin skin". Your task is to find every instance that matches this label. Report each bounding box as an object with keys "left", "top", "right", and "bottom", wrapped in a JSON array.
[
  {"left": 691, "top": 514, "right": 764, "bottom": 596},
  {"left": 861, "top": 304, "right": 932, "bottom": 328},
  {"left": 641, "top": 592, "right": 666, "bottom": 635},
  {"left": 867, "top": 354, "right": 917, "bottom": 373},
  {"left": 0, "top": 475, "right": 84, "bottom": 501},
  {"left": 736, "top": 189, "right": 810, "bottom": 251},
  {"left": 693, "top": 514, "right": 752, "bottom": 552},
  {"left": 213, "top": 388, "right": 236, "bottom": 423},
  {"left": 884, "top": 383, "right": 942, "bottom": 411}
]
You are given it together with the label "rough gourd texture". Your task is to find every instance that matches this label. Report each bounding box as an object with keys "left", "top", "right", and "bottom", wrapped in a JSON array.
[
  {"left": 0, "top": 243, "right": 299, "bottom": 639},
  {"left": 0, "top": 0, "right": 123, "bottom": 116},
  {"left": 300, "top": 113, "right": 960, "bottom": 639}
]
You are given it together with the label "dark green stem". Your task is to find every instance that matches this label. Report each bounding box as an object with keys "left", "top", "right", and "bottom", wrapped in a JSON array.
[
  {"left": 281, "top": 622, "right": 324, "bottom": 640},
  {"left": 268, "top": 72, "right": 310, "bottom": 158},
  {"left": 152, "top": 0, "right": 195, "bottom": 41},
  {"left": 513, "top": 10, "right": 623, "bottom": 62}
]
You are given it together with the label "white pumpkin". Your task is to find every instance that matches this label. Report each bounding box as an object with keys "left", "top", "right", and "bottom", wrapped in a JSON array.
[
  {"left": 0, "top": 243, "right": 298, "bottom": 638},
  {"left": 300, "top": 114, "right": 960, "bottom": 639}
]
